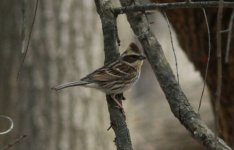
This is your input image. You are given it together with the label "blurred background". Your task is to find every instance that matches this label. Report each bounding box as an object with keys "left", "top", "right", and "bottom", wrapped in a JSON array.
[{"left": 0, "top": 0, "right": 214, "bottom": 149}]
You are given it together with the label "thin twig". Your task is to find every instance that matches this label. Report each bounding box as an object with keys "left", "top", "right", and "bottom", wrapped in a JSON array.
[
  {"left": 198, "top": 9, "right": 211, "bottom": 112},
  {"left": 0, "top": 135, "right": 27, "bottom": 150},
  {"left": 0, "top": 115, "right": 14, "bottom": 135},
  {"left": 225, "top": 9, "right": 234, "bottom": 63},
  {"left": 114, "top": 14, "right": 121, "bottom": 46},
  {"left": 163, "top": 11, "right": 179, "bottom": 84},
  {"left": 220, "top": 29, "right": 229, "bottom": 33},
  {"left": 21, "top": 0, "right": 26, "bottom": 53},
  {"left": 113, "top": 1, "right": 234, "bottom": 15},
  {"left": 216, "top": 0, "right": 224, "bottom": 146},
  {"left": 17, "top": 0, "right": 39, "bottom": 79}
]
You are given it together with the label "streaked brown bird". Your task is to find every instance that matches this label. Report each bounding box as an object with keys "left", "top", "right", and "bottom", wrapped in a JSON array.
[{"left": 52, "top": 43, "right": 146, "bottom": 109}]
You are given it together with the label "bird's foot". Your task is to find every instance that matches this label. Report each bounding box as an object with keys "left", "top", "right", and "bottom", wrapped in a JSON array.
[
  {"left": 111, "top": 95, "right": 126, "bottom": 119},
  {"left": 115, "top": 93, "right": 126, "bottom": 100}
]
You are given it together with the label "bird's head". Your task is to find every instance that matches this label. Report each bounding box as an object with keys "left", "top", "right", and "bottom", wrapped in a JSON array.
[{"left": 121, "top": 43, "right": 146, "bottom": 69}]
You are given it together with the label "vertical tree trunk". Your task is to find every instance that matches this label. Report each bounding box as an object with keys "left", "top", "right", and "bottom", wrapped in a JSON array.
[
  {"left": 0, "top": 0, "right": 114, "bottom": 150},
  {"left": 155, "top": 0, "right": 234, "bottom": 148}
]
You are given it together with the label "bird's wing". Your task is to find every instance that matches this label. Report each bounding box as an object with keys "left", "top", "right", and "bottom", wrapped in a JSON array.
[{"left": 81, "top": 60, "right": 136, "bottom": 82}]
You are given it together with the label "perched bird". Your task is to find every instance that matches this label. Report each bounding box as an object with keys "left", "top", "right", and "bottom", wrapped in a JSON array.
[{"left": 52, "top": 43, "right": 146, "bottom": 109}]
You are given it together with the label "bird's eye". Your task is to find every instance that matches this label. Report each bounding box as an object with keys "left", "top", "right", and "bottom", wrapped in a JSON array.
[{"left": 123, "top": 55, "right": 139, "bottom": 63}]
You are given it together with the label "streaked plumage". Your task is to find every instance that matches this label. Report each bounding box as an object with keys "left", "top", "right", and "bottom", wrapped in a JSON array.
[{"left": 52, "top": 43, "right": 146, "bottom": 108}]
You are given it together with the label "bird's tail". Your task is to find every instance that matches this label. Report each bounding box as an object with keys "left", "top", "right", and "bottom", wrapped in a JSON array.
[{"left": 52, "top": 80, "right": 89, "bottom": 91}]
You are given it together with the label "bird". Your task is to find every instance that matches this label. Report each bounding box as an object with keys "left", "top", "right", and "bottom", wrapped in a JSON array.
[{"left": 52, "top": 43, "right": 146, "bottom": 109}]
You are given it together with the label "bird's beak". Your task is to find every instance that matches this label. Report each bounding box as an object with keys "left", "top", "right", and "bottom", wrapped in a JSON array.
[{"left": 139, "top": 55, "right": 146, "bottom": 60}]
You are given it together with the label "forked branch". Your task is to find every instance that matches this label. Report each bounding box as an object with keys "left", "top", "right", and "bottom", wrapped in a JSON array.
[{"left": 119, "top": 0, "right": 231, "bottom": 149}]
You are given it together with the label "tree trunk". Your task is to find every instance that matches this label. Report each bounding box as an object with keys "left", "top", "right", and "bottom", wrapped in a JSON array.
[
  {"left": 155, "top": 0, "right": 234, "bottom": 148},
  {"left": 0, "top": 0, "right": 114, "bottom": 150}
]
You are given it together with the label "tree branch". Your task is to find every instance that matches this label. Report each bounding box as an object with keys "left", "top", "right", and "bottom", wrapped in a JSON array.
[
  {"left": 0, "top": 135, "right": 27, "bottom": 150},
  {"left": 215, "top": 0, "right": 223, "bottom": 143},
  {"left": 119, "top": 0, "right": 231, "bottom": 149},
  {"left": 94, "top": 0, "right": 133, "bottom": 150},
  {"left": 114, "top": 1, "right": 234, "bottom": 15},
  {"left": 225, "top": 9, "right": 234, "bottom": 63}
]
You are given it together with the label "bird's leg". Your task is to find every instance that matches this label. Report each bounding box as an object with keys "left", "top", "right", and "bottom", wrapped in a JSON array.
[
  {"left": 111, "top": 94, "right": 126, "bottom": 118},
  {"left": 111, "top": 94, "right": 123, "bottom": 109}
]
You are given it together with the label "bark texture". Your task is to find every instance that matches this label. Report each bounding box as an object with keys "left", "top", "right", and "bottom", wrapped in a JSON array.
[
  {"left": 95, "top": 0, "right": 133, "bottom": 150},
  {"left": 0, "top": 0, "right": 114, "bottom": 150},
  {"left": 155, "top": 0, "right": 234, "bottom": 148}
]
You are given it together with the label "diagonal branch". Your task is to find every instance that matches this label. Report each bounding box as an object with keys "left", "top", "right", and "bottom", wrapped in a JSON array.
[
  {"left": 119, "top": 0, "right": 231, "bottom": 149},
  {"left": 198, "top": 8, "right": 211, "bottom": 112},
  {"left": 94, "top": 0, "right": 133, "bottom": 150}
]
